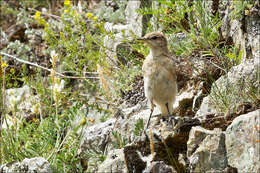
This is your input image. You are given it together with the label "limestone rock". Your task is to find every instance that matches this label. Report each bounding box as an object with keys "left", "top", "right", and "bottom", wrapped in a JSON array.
[
  {"left": 225, "top": 109, "right": 260, "bottom": 172},
  {"left": 80, "top": 118, "right": 115, "bottom": 154},
  {"left": 97, "top": 149, "right": 126, "bottom": 172},
  {"left": 219, "top": 0, "right": 260, "bottom": 62},
  {"left": 0, "top": 157, "right": 51, "bottom": 173},
  {"left": 187, "top": 127, "right": 228, "bottom": 172}
]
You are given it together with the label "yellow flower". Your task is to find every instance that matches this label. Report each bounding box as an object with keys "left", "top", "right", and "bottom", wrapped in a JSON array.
[
  {"left": 38, "top": 18, "right": 46, "bottom": 25},
  {"left": 64, "top": 9, "right": 69, "bottom": 13},
  {"left": 1, "top": 62, "right": 8, "bottom": 68},
  {"left": 32, "top": 117, "right": 39, "bottom": 123},
  {"left": 60, "top": 32, "right": 64, "bottom": 38},
  {"left": 86, "top": 12, "right": 93, "bottom": 18},
  {"left": 64, "top": 0, "right": 70, "bottom": 6},
  {"left": 34, "top": 11, "right": 41, "bottom": 20},
  {"left": 93, "top": 16, "right": 98, "bottom": 21},
  {"left": 245, "top": 10, "right": 249, "bottom": 16},
  {"left": 10, "top": 68, "right": 15, "bottom": 74}
]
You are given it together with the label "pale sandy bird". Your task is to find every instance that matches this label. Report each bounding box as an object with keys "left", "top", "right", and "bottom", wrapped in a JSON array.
[{"left": 138, "top": 32, "right": 178, "bottom": 128}]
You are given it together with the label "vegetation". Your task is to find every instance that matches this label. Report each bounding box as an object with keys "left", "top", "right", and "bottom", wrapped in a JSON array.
[{"left": 0, "top": 0, "right": 258, "bottom": 172}]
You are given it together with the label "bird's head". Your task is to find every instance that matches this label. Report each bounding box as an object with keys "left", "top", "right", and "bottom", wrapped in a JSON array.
[{"left": 138, "top": 32, "right": 168, "bottom": 49}]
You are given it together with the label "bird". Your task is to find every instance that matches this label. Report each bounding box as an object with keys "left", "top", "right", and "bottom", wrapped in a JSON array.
[{"left": 138, "top": 32, "right": 178, "bottom": 129}]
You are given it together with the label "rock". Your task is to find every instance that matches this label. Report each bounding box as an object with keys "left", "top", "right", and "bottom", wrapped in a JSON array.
[
  {"left": 0, "top": 157, "right": 51, "bottom": 173},
  {"left": 95, "top": 0, "right": 127, "bottom": 24},
  {"left": 225, "top": 109, "right": 260, "bottom": 172},
  {"left": 173, "top": 84, "right": 198, "bottom": 117},
  {"left": 97, "top": 149, "right": 126, "bottom": 172},
  {"left": 196, "top": 59, "right": 259, "bottom": 117},
  {"left": 79, "top": 118, "right": 116, "bottom": 172},
  {"left": 219, "top": 0, "right": 260, "bottom": 62},
  {"left": 123, "top": 145, "right": 146, "bottom": 172},
  {"left": 3, "top": 85, "right": 40, "bottom": 126},
  {"left": 80, "top": 118, "right": 115, "bottom": 154},
  {"left": 196, "top": 96, "right": 216, "bottom": 117},
  {"left": 103, "top": 0, "right": 152, "bottom": 67},
  {"left": 206, "top": 169, "right": 223, "bottom": 173},
  {"left": 187, "top": 127, "right": 228, "bottom": 172},
  {"left": 143, "top": 161, "right": 176, "bottom": 173},
  {"left": 224, "top": 165, "right": 238, "bottom": 173}
]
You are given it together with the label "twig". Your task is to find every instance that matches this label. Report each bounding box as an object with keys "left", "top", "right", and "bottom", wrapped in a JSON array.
[
  {"left": 29, "top": 8, "right": 61, "bottom": 21},
  {"left": 0, "top": 52, "right": 99, "bottom": 79}
]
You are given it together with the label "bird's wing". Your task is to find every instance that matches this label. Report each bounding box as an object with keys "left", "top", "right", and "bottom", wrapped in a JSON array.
[{"left": 165, "top": 57, "right": 177, "bottom": 81}]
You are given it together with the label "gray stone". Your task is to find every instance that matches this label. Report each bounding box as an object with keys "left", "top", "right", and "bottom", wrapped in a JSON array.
[
  {"left": 188, "top": 127, "right": 227, "bottom": 172},
  {"left": 225, "top": 109, "right": 260, "bottom": 172},
  {"left": 0, "top": 157, "right": 51, "bottom": 173},
  {"left": 80, "top": 118, "right": 115, "bottom": 154},
  {"left": 3, "top": 85, "right": 41, "bottom": 128},
  {"left": 143, "top": 161, "right": 176, "bottom": 173},
  {"left": 219, "top": 0, "right": 260, "bottom": 62},
  {"left": 97, "top": 149, "right": 126, "bottom": 172},
  {"left": 247, "top": 15, "right": 260, "bottom": 64}
]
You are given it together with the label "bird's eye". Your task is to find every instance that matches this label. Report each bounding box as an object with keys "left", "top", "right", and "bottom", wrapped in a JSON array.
[{"left": 151, "top": 36, "right": 158, "bottom": 40}]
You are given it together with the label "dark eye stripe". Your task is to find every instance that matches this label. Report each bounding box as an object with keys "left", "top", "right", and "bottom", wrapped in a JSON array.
[{"left": 151, "top": 36, "right": 158, "bottom": 39}]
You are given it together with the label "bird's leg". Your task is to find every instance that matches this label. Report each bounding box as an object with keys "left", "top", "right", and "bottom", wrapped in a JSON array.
[
  {"left": 166, "top": 103, "right": 175, "bottom": 125},
  {"left": 146, "top": 104, "right": 154, "bottom": 129}
]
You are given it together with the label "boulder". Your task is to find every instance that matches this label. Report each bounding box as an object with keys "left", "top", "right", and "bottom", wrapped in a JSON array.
[
  {"left": 225, "top": 109, "right": 260, "bottom": 172},
  {"left": 187, "top": 127, "right": 228, "bottom": 172}
]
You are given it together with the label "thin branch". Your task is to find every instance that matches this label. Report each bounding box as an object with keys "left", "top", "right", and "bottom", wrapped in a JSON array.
[
  {"left": 29, "top": 8, "right": 61, "bottom": 21},
  {"left": 0, "top": 52, "right": 99, "bottom": 79}
]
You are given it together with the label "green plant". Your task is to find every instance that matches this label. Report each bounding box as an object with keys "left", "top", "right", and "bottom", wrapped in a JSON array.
[
  {"left": 0, "top": 1, "right": 114, "bottom": 171},
  {"left": 139, "top": 0, "right": 223, "bottom": 57},
  {"left": 210, "top": 77, "right": 260, "bottom": 113},
  {"left": 39, "top": 7, "right": 107, "bottom": 74},
  {"left": 230, "top": 0, "right": 254, "bottom": 20},
  {"left": 225, "top": 46, "right": 243, "bottom": 66},
  {"left": 112, "top": 130, "right": 127, "bottom": 149},
  {"left": 134, "top": 118, "right": 144, "bottom": 136}
]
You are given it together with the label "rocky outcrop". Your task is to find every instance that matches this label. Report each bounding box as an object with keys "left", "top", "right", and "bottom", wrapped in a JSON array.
[
  {"left": 225, "top": 109, "right": 260, "bottom": 172},
  {"left": 219, "top": 0, "right": 260, "bottom": 63},
  {"left": 196, "top": 59, "right": 259, "bottom": 117},
  {"left": 0, "top": 157, "right": 51, "bottom": 173}
]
